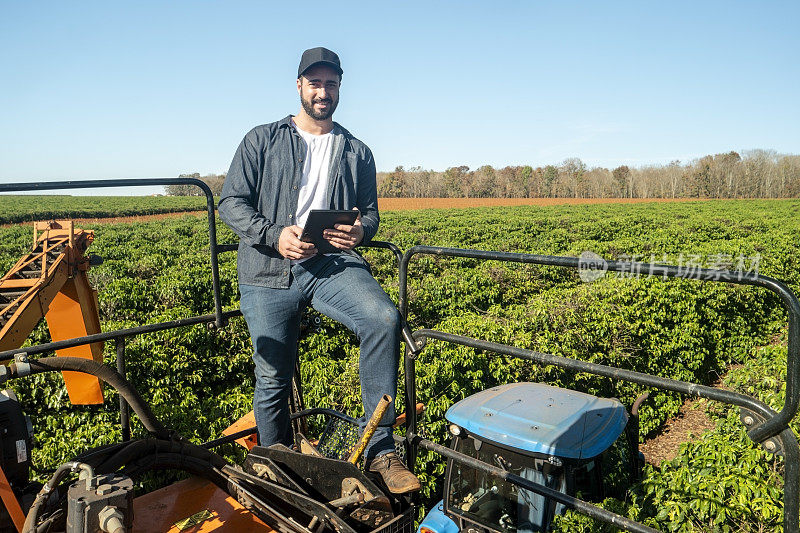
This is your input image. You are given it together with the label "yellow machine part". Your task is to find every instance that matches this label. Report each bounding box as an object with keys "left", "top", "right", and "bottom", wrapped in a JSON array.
[
  {"left": 0, "top": 221, "right": 104, "bottom": 404},
  {"left": 0, "top": 254, "right": 69, "bottom": 352}
]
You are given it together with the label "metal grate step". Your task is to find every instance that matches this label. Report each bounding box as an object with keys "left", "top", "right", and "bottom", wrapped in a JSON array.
[{"left": 0, "top": 289, "right": 28, "bottom": 303}]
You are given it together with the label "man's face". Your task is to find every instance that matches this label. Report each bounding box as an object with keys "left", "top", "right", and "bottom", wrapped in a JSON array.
[{"left": 297, "top": 65, "right": 340, "bottom": 120}]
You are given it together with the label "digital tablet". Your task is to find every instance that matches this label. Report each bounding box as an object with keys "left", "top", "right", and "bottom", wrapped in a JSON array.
[{"left": 300, "top": 209, "right": 359, "bottom": 254}]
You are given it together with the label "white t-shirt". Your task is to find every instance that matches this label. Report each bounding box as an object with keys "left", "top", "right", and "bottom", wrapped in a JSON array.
[
  {"left": 294, "top": 124, "right": 333, "bottom": 228},
  {"left": 292, "top": 120, "right": 334, "bottom": 263}
]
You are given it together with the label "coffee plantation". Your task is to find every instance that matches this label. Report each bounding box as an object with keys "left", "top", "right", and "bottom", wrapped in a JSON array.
[{"left": 1, "top": 198, "right": 798, "bottom": 531}]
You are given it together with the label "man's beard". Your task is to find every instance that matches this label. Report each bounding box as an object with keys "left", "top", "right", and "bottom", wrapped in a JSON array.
[{"left": 301, "top": 93, "right": 338, "bottom": 120}]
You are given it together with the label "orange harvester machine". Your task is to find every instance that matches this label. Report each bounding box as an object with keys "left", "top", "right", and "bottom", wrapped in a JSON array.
[{"left": 0, "top": 222, "right": 273, "bottom": 533}]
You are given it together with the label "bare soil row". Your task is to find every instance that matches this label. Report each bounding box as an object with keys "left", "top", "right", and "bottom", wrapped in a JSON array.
[
  {"left": 2, "top": 197, "right": 714, "bottom": 227},
  {"left": 377, "top": 197, "right": 707, "bottom": 210}
]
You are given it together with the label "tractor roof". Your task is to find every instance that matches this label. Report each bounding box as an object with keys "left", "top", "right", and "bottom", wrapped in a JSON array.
[{"left": 446, "top": 382, "right": 628, "bottom": 459}]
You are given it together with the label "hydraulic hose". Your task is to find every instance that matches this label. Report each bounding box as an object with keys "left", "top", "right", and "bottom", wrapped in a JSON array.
[
  {"left": 121, "top": 453, "right": 229, "bottom": 492},
  {"left": 28, "top": 440, "right": 233, "bottom": 531},
  {"left": 91, "top": 439, "right": 229, "bottom": 475},
  {"left": 11, "top": 359, "right": 236, "bottom": 530},
  {"left": 11, "top": 359, "right": 241, "bottom": 530},
  {"left": 23, "top": 462, "right": 94, "bottom": 533},
  {"left": 9, "top": 356, "right": 171, "bottom": 439}
]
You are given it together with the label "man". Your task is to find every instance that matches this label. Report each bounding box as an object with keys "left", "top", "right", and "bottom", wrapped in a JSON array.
[{"left": 218, "top": 47, "right": 420, "bottom": 494}]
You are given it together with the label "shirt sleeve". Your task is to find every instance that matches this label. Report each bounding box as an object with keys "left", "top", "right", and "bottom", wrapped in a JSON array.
[
  {"left": 218, "top": 130, "right": 285, "bottom": 249},
  {"left": 356, "top": 146, "right": 380, "bottom": 244}
]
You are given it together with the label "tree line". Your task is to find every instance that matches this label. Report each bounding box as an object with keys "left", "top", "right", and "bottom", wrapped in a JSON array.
[
  {"left": 168, "top": 149, "right": 800, "bottom": 198},
  {"left": 166, "top": 173, "right": 226, "bottom": 196}
]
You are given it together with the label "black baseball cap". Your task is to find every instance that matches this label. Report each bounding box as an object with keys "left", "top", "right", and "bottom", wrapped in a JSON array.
[{"left": 297, "top": 47, "right": 343, "bottom": 78}]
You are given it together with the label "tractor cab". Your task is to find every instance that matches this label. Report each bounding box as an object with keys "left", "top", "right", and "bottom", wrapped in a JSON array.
[{"left": 419, "top": 382, "right": 640, "bottom": 533}]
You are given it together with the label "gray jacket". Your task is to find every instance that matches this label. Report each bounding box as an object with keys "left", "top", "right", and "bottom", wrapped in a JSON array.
[{"left": 218, "top": 116, "right": 379, "bottom": 288}]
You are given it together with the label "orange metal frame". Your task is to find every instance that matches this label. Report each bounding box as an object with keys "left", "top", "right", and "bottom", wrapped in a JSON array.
[
  {"left": 0, "top": 221, "right": 108, "bottom": 532},
  {"left": 132, "top": 476, "right": 273, "bottom": 532},
  {"left": 0, "top": 465, "right": 25, "bottom": 532},
  {"left": 0, "top": 221, "right": 104, "bottom": 404}
]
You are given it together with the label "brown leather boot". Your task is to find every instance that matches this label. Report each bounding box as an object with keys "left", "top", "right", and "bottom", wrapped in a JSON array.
[{"left": 367, "top": 452, "right": 421, "bottom": 494}]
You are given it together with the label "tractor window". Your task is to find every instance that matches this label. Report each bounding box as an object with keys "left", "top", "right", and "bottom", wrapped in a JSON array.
[
  {"left": 446, "top": 437, "right": 565, "bottom": 533},
  {"left": 572, "top": 459, "right": 601, "bottom": 502}
]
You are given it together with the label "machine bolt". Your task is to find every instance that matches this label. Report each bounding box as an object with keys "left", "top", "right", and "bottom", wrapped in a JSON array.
[
  {"left": 743, "top": 415, "right": 755, "bottom": 426},
  {"left": 13, "top": 353, "right": 31, "bottom": 377},
  {"left": 98, "top": 505, "right": 125, "bottom": 533},
  {"left": 764, "top": 440, "right": 777, "bottom": 452}
]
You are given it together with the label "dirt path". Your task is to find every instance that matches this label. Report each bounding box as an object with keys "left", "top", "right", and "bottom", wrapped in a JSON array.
[
  {"left": 69, "top": 211, "right": 209, "bottom": 225},
  {"left": 2, "top": 197, "right": 712, "bottom": 228},
  {"left": 639, "top": 398, "right": 717, "bottom": 465},
  {"left": 1, "top": 211, "right": 209, "bottom": 228},
  {"left": 378, "top": 197, "right": 709, "bottom": 211}
]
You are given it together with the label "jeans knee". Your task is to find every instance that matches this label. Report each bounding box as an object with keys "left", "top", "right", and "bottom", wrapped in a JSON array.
[
  {"left": 254, "top": 374, "right": 291, "bottom": 394},
  {"left": 365, "top": 303, "right": 400, "bottom": 333},
  {"left": 253, "top": 359, "right": 293, "bottom": 393},
  {"left": 252, "top": 341, "right": 295, "bottom": 384},
  {"left": 385, "top": 304, "right": 401, "bottom": 329}
]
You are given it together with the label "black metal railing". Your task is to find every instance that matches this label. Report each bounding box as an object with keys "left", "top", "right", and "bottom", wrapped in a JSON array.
[
  {"left": 0, "top": 178, "right": 225, "bottom": 328},
  {"left": 0, "top": 178, "right": 227, "bottom": 442},
  {"left": 1, "top": 182, "right": 797, "bottom": 531},
  {"left": 398, "top": 245, "right": 800, "bottom": 533}
]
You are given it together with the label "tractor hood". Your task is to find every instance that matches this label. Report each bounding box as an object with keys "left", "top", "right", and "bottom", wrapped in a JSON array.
[{"left": 446, "top": 382, "right": 629, "bottom": 459}]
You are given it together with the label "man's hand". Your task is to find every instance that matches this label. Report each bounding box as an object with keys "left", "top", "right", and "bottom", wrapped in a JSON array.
[
  {"left": 323, "top": 208, "right": 364, "bottom": 250},
  {"left": 278, "top": 225, "right": 317, "bottom": 260}
]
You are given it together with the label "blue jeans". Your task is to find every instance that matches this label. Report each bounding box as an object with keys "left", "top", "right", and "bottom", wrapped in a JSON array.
[{"left": 239, "top": 252, "right": 400, "bottom": 461}]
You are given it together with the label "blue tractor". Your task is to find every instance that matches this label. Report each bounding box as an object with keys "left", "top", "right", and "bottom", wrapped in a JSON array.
[{"left": 418, "top": 382, "right": 646, "bottom": 533}]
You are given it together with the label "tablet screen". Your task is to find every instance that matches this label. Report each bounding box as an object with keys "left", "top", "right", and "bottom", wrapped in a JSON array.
[{"left": 300, "top": 209, "right": 359, "bottom": 254}]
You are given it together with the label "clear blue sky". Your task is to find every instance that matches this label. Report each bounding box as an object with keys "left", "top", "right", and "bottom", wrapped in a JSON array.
[{"left": 1, "top": 1, "right": 798, "bottom": 193}]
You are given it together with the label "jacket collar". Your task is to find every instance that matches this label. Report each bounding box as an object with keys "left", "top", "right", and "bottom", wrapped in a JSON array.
[{"left": 280, "top": 115, "right": 345, "bottom": 137}]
